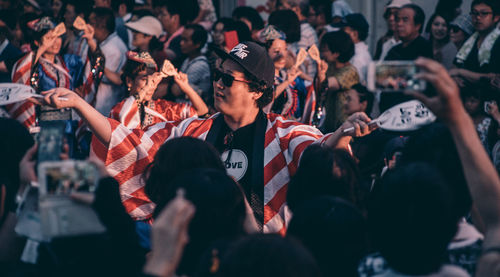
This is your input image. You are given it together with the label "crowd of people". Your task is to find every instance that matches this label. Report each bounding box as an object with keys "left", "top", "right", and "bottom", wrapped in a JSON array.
[{"left": 1, "top": 0, "right": 500, "bottom": 276}]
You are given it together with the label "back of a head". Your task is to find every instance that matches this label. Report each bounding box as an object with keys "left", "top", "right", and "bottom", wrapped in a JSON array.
[
  {"left": 145, "top": 137, "right": 224, "bottom": 204},
  {"left": 268, "top": 9, "right": 301, "bottom": 43},
  {"left": 369, "top": 162, "right": 458, "bottom": 275},
  {"left": 287, "top": 196, "right": 367, "bottom": 277},
  {"left": 166, "top": 0, "right": 199, "bottom": 26},
  {"left": 154, "top": 168, "right": 247, "bottom": 276},
  {"left": 287, "top": 144, "right": 364, "bottom": 213},
  {"left": 401, "top": 123, "right": 471, "bottom": 220},
  {"left": 231, "top": 6, "right": 264, "bottom": 31},
  {"left": 92, "top": 7, "right": 116, "bottom": 34},
  {"left": 217, "top": 234, "right": 321, "bottom": 277},
  {"left": 320, "top": 30, "right": 355, "bottom": 63},
  {"left": 185, "top": 24, "right": 208, "bottom": 51}
]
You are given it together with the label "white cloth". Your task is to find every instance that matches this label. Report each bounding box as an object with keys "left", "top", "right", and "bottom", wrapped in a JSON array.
[
  {"left": 96, "top": 32, "right": 128, "bottom": 116},
  {"left": 379, "top": 37, "right": 401, "bottom": 61},
  {"left": 351, "top": 42, "right": 372, "bottom": 84},
  {"left": 331, "top": 0, "right": 353, "bottom": 17}
]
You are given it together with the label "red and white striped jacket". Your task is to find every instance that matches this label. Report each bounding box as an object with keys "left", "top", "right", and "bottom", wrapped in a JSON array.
[
  {"left": 91, "top": 113, "right": 332, "bottom": 235},
  {"left": 109, "top": 96, "right": 196, "bottom": 129}
]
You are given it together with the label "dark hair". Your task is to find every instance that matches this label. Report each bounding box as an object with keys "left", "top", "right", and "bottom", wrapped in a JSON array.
[
  {"left": 320, "top": 30, "right": 355, "bottom": 63},
  {"left": 131, "top": 8, "right": 154, "bottom": 18},
  {"left": 232, "top": 6, "right": 264, "bottom": 31},
  {"left": 153, "top": 168, "right": 247, "bottom": 276},
  {"left": 287, "top": 196, "right": 367, "bottom": 277},
  {"left": 66, "top": 0, "right": 93, "bottom": 19},
  {"left": 144, "top": 137, "right": 225, "bottom": 204},
  {"left": 243, "top": 69, "right": 274, "bottom": 109},
  {"left": 287, "top": 145, "right": 367, "bottom": 213},
  {"left": 311, "top": 2, "right": 332, "bottom": 24},
  {"left": 111, "top": 0, "right": 134, "bottom": 13},
  {"left": 268, "top": 9, "right": 301, "bottom": 43},
  {"left": 120, "top": 54, "right": 149, "bottom": 86},
  {"left": 401, "top": 4, "right": 426, "bottom": 33},
  {"left": 185, "top": 24, "right": 208, "bottom": 51},
  {"left": 91, "top": 7, "right": 116, "bottom": 34},
  {"left": 233, "top": 20, "right": 252, "bottom": 42},
  {"left": 425, "top": 13, "right": 451, "bottom": 43},
  {"left": 351, "top": 84, "right": 374, "bottom": 115},
  {"left": 472, "top": 0, "right": 500, "bottom": 15},
  {"left": 368, "top": 162, "right": 458, "bottom": 275},
  {"left": 217, "top": 234, "right": 322, "bottom": 277},
  {"left": 164, "top": 0, "right": 199, "bottom": 26},
  {"left": 0, "top": 118, "right": 34, "bottom": 222},
  {"left": 282, "top": 0, "right": 310, "bottom": 17},
  {"left": 400, "top": 123, "right": 472, "bottom": 220},
  {"left": 19, "top": 13, "right": 39, "bottom": 48}
]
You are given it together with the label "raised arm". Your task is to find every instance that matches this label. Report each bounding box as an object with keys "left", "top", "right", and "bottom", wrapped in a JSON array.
[
  {"left": 30, "top": 88, "right": 112, "bottom": 145},
  {"left": 173, "top": 72, "right": 209, "bottom": 116}
]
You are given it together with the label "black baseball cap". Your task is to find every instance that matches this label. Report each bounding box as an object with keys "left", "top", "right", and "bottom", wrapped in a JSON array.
[{"left": 213, "top": 41, "right": 275, "bottom": 88}]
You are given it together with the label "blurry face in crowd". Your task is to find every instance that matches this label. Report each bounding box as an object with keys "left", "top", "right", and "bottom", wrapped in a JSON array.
[
  {"left": 131, "top": 30, "right": 152, "bottom": 51},
  {"left": 64, "top": 4, "right": 76, "bottom": 28},
  {"left": 384, "top": 7, "right": 399, "bottom": 32},
  {"left": 45, "top": 36, "right": 62, "bottom": 55},
  {"left": 213, "top": 60, "right": 261, "bottom": 116},
  {"left": 320, "top": 44, "right": 338, "bottom": 63},
  {"left": 268, "top": 38, "right": 287, "bottom": 71},
  {"left": 212, "top": 22, "right": 225, "bottom": 47},
  {"left": 431, "top": 16, "right": 448, "bottom": 41},
  {"left": 128, "top": 68, "right": 155, "bottom": 98},
  {"left": 344, "top": 89, "right": 366, "bottom": 116},
  {"left": 396, "top": 8, "right": 420, "bottom": 42},
  {"left": 464, "top": 96, "right": 481, "bottom": 115},
  {"left": 343, "top": 26, "right": 359, "bottom": 43},
  {"left": 180, "top": 28, "right": 198, "bottom": 55},
  {"left": 94, "top": 0, "right": 111, "bottom": 8},
  {"left": 52, "top": 0, "right": 63, "bottom": 18},
  {"left": 308, "top": 6, "right": 317, "bottom": 27},
  {"left": 470, "top": 3, "right": 500, "bottom": 33},
  {"left": 156, "top": 7, "right": 176, "bottom": 34},
  {"left": 450, "top": 25, "right": 466, "bottom": 46}
]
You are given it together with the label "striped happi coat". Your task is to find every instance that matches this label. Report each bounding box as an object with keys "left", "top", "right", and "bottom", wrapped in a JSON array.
[{"left": 92, "top": 112, "right": 332, "bottom": 235}]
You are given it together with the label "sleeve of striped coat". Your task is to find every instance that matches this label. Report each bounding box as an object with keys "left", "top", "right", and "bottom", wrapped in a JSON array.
[
  {"left": 90, "top": 116, "right": 210, "bottom": 220},
  {"left": 109, "top": 96, "right": 141, "bottom": 129},
  {"left": 6, "top": 52, "right": 36, "bottom": 128}
]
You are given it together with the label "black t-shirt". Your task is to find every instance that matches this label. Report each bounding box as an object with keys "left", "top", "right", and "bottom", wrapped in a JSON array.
[
  {"left": 385, "top": 36, "right": 433, "bottom": 61},
  {"left": 456, "top": 34, "right": 500, "bottom": 73},
  {"left": 209, "top": 111, "right": 267, "bottom": 230}
]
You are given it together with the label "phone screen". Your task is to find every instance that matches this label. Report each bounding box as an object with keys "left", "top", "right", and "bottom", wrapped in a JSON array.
[
  {"left": 367, "top": 61, "right": 426, "bottom": 92},
  {"left": 37, "top": 121, "right": 66, "bottom": 163}
]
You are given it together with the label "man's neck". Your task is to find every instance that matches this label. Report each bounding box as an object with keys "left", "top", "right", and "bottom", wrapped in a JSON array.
[
  {"left": 223, "top": 108, "right": 260, "bottom": 131},
  {"left": 401, "top": 32, "right": 420, "bottom": 47}
]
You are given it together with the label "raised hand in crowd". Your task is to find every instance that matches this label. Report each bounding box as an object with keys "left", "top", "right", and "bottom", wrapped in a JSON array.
[
  {"left": 407, "top": 58, "right": 500, "bottom": 277},
  {"left": 173, "top": 72, "right": 209, "bottom": 116},
  {"left": 317, "top": 59, "right": 328, "bottom": 84},
  {"left": 137, "top": 72, "right": 163, "bottom": 102},
  {"left": 144, "top": 190, "right": 195, "bottom": 277},
  {"left": 324, "top": 112, "right": 375, "bottom": 149},
  {"left": 81, "top": 24, "right": 97, "bottom": 52}
]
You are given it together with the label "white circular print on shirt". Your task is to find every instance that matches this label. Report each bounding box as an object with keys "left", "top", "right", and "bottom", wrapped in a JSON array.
[{"left": 221, "top": 149, "right": 248, "bottom": 181}]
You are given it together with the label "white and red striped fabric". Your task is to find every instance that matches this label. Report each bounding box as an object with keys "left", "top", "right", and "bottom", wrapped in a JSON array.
[
  {"left": 109, "top": 96, "right": 197, "bottom": 129},
  {"left": 91, "top": 113, "right": 333, "bottom": 235}
]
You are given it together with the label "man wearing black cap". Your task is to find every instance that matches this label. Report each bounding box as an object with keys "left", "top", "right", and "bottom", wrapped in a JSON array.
[
  {"left": 32, "top": 41, "right": 373, "bottom": 234},
  {"left": 342, "top": 13, "right": 373, "bottom": 83}
]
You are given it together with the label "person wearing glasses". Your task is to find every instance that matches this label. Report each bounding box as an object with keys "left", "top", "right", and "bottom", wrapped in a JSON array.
[
  {"left": 450, "top": 0, "right": 500, "bottom": 88},
  {"left": 29, "top": 41, "right": 373, "bottom": 234}
]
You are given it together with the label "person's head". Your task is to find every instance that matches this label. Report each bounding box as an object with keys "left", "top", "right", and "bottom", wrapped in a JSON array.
[
  {"left": 89, "top": 7, "right": 115, "bottom": 42},
  {"left": 449, "top": 14, "right": 474, "bottom": 47},
  {"left": 319, "top": 30, "right": 355, "bottom": 64},
  {"left": 261, "top": 25, "right": 288, "bottom": 71},
  {"left": 369, "top": 162, "right": 458, "bottom": 275},
  {"left": 462, "top": 86, "right": 484, "bottom": 116},
  {"left": 153, "top": 168, "right": 247, "bottom": 276},
  {"left": 426, "top": 13, "right": 451, "bottom": 43},
  {"left": 180, "top": 24, "right": 207, "bottom": 55},
  {"left": 384, "top": 0, "right": 412, "bottom": 33},
  {"left": 435, "top": 0, "right": 463, "bottom": 20},
  {"left": 213, "top": 41, "right": 275, "bottom": 115},
  {"left": 383, "top": 136, "right": 406, "bottom": 169},
  {"left": 342, "top": 13, "right": 369, "bottom": 43},
  {"left": 470, "top": 0, "right": 500, "bottom": 33},
  {"left": 64, "top": 0, "right": 93, "bottom": 29},
  {"left": 0, "top": 118, "right": 34, "bottom": 225},
  {"left": 308, "top": 1, "right": 332, "bottom": 28},
  {"left": 343, "top": 84, "right": 373, "bottom": 116},
  {"left": 126, "top": 16, "right": 163, "bottom": 50},
  {"left": 31, "top": 17, "right": 62, "bottom": 55},
  {"left": 287, "top": 144, "right": 366, "bottom": 214},
  {"left": 278, "top": 0, "right": 310, "bottom": 21},
  {"left": 153, "top": 0, "right": 199, "bottom": 34},
  {"left": 396, "top": 4, "right": 425, "bottom": 42},
  {"left": 211, "top": 18, "right": 236, "bottom": 47},
  {"left": 231, "top": 6, "right": 264, "bottom": 33},
  {"left": 111, "top": 0, "right": 134, "bottom": 17},
  {"left": 121, "top": 50, "right": 158, "bottom": 97},
  {"left": 268, "top": 9, "right": 301, "bottom": 43},
  {"left": 217, "top": 234, "right": 321, "bottom": 277},
  {"left": 287, "top": 196, "right": 367, "bottom": 277},
  {"left": 93, "top": 0, "right": 111, "bottom": 8},
  {"left": 51, "top": 0, "right": 63, "bottom": 18}
]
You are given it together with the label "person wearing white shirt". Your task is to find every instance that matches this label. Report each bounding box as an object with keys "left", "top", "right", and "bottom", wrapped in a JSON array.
[{"left": 342, "top": 13, "right": 372, "bottom": 84}]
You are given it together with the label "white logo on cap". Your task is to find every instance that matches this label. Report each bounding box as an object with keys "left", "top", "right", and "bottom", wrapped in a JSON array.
[{"left": 231, "top": 44, "right": 249, "bottom": 59}]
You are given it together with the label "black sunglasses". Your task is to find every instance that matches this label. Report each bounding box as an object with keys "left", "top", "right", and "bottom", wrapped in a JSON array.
[
  {"left": 213, "top": 68, "right": 251, "bottom": 87},
  {"left": 450, "top": 25, "right": 462, "bottom": 33}
]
